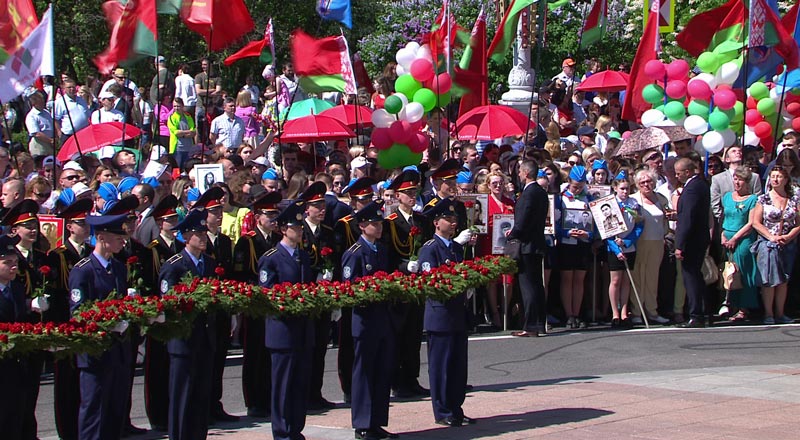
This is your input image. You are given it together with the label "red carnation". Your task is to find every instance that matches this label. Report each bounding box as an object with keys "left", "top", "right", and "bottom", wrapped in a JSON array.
[
  {"left": 215, "top": 266, "right": 226, "bottom": 276},
  {"left": 464, "top": 201, "right": 475, "bottom": 209},
  {"left": 0, "top": 334, "right": 7, "bottom": 343},
  {"left": 39, "top": 265, "right": 52, "bottom": 276},
  {"left": 320, "top": 247, "right": 334, "bottom": 257},
  {"left": 127, "top": 256, "right": 139, "bottom": 265},
  {"left": 409, "top": 226, "right": 421, "bottom": 237}
]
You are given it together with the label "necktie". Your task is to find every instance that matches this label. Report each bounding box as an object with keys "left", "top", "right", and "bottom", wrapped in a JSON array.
[
  {"left": 197, "top": 259, "right": 204, "bottom": 275},
  {"left": 1, "top": 286, "right": 9, "bottom": 301}
]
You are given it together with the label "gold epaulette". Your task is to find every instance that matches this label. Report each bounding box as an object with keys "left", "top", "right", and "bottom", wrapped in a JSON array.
[
  {"left": 146, "top": 240, "right": 159, "bottom": 249},
  {"left": 244, "top": 231, "right": 256, "bottom": 237},
  {"left": 425, "top": 198, "right": 438, "bottom": 208},
  {"left": 340, "top": 215, "right": 353, "bottom": 223},
  {"left": 386, "top": 213, "right": 399, "bottom": 221}
]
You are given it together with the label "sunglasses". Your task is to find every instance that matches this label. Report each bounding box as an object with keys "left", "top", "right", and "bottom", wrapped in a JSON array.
[
  {"left": 333, "top": 181, "right": 345, "bottom": 187},
  {"left": 34, "top": 192, "right": 51, "bottom": 199},
  {"left": 568, "top": 160, "right": 579, "bottom": 166}
]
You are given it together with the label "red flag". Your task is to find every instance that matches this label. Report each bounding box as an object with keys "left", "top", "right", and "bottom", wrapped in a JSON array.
[
  {"left": 290, "top": 29, "right": 357, "bottom": 94},
  {"left": 181, "top": 0, "right": 254, "bottom": 51},
  {"left": 94, "top": 0, "right": 158, "bottom": 75},
  {"left": 223, "top": 20, "right": 274, "bottom": 66},
  {"left": 675, "top": 0, "right": 745, "bottom": 58},
  {"left": 0, "top": 0, "right": 39, "bottom": 61},
  {"left": 426, "top": 0, "right": 465, "bottom": 71},
  {"left": 353, "top": 53, "right": 374, "bottom": 95},
  {"left": 621, "top": 0, "right": 660, "bottom": 123},
  {"left": 455, "top": 7, "right": 488, "bottom": 118},
  {"left": 784, "top": 1, "right": 799, "bottom": 36}
]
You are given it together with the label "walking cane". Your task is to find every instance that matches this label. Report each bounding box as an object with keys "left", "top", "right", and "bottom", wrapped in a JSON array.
[
  {"left": 624, "top": 260, "right": 650, "bottom": 329},
  {"left": 502, "top": 274, "right": 511, "bottom": 332}
]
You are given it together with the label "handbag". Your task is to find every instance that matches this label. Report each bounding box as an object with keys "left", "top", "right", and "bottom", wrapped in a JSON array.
[
  {"left": 701, "top": 253, "right": 719, "bottom": 285},
  {"left": 503, "top": 239, "right": 522, "bottom": 260},
  {"left": 720, "top": 252, "right": 742, "bottom": 291}
]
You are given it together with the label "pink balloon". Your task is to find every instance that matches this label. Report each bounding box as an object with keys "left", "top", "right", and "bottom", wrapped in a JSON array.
[
  {"left": 389, "top": 120, "right": 414, "bottom": 144},
  {"left": 687, "top": 80, "right": 712, "bottom": 100},
  {"left": 787, "top": 102, "right": 800, "bottom": 117},
  {"left": 792, "top": 117, "right": 800, "bottom": 132},
  {"left": 621, "top": 131, "right": 632, "bottom": 140},
  {"left": 666, "top": 60, "right": 690, "bottom": 81},
  {"left": 754, "top": 120, "right": 773, "bottom": 138},
  {"left": 714, "top": 89, "right": 737, "bottom": 110},
  {"left": 409, "top": 120, "right": 424, "bottom": 132},
  {"left": 644, "top": 60, "right": 666, "bottom": 81},
  {"left": 745, "top": 109, "right": 762, "bottom": 127},
  {"left": 432, "top": 72, "right": 452, "bottom": 94},
  {"left": 371, "top": 128, "right": 393, "bottom": 150},
  {"left": 665, "top": 81, "right": 687, "bottom": 99},
  {"left": 409, "top": 132, "right": 429, "bottom": 153},
  {"left": 410, "top": 58, "right": 435, "bottom": 83}
]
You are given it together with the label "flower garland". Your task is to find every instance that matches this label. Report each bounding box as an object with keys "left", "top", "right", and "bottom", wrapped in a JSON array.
[{"left": 0, "top": 256, "right": 516, "bottom": 358}]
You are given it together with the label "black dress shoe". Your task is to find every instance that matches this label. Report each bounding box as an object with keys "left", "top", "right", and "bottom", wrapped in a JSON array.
[
  {"left": 374, "top": 427, "right": 400, "bottom": 438},
  {"left": 465, "top": 384, "right": 474, "bottom": 391},
  {"left": 677, "top": 319, "right": 705, "bottom": 328},
  {"left": 411, "top": 383, "right": 430, "bottom": 397},
  {"left": 307, "top": 398, "right": 337, "bottom": 410},
  {"left": 391, "top": 387, "right": 415, "bottom": 398},
  {"left": 459, "top": 415, "right": 477, "bottom": 425},
  {"left": 354, "top": 428, "right": 381, "bottom": 440},
  {"left": 435, "top": 416, "right": 462, "bottom": 427},
  {"left": 150, "top": 424, "right": 167, "bottom": 432},
  {"left": 213, "top": 410, "right": 240, "bottom": 422},
  {"left": 123, "top": 424, "right": 148, "bottom": 436},
  {"left": 246, "top": 407, "right": 268, "bottom": 418}
]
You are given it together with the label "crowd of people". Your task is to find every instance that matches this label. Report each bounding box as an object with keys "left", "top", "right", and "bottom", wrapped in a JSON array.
[{"left": 1, "top": 54, "right": 799, "bottom": 440}]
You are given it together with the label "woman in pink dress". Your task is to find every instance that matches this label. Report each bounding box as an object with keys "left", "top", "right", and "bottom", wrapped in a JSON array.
[{"left": 478, "top": 171, "right": 515, "bottom": 327}]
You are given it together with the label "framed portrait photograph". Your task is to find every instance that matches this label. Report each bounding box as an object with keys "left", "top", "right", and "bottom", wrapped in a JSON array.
[
  {"left": 383, "top": 201, "right": 399, "bottom": 217},
  {"left": 492, "top": 214, "right": 515, "bottom": 254},
  {"left": 544, "top": 195, "right": 556, "bottom": 235},
  {"left": 38, "top": 215, "right": 65, "bottom": 252},
  {"left": 589, "top": 194, "right": 629, "bottom": 240},
  {"left": 587, "top": 184, "right": 612, "bottom": 200},
  {"left": 457, "top": 194, "right": 489, "bottom": 234},
  {"left": 193, "top": 163, "right": 224, "bottom": 194},
  {"left": 562, "top": 208, "right": 594, "bottom": 234}
]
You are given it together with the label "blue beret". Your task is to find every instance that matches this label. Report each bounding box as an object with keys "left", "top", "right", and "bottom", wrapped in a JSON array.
[
  {"left": 592, "top": 159, "right": 608, "bottom": 171},
  {"left": 382, "top": 179, "right": 393, "bottom": 190},
  {"left": 261, "top": 168, "right": 279, "bottom": 181},
  {"left": 456, "top": 170, "right": 472, "bottom": 184},
  {"left": 569, "top": 165, "right": 588, "bottom": 183},
  {"left": 615, "top": 170, "right": 628, "bottom": 181},
  {"left": 187, "top": 187, "right": 201, "bottom": 203},
  {"left": 117, "top": 177, "right": 139, "bottom": 194},
  {"left": 141, "top": 176, "right": 159, "bottom": 188},
  {"left": 537, "top": 169, "right": 547, "bottom": 178},
  {"left": 98, "top": 182, "right": 119, "bottom": 202},
  {"left": 58, "top": 188, "right": 76, "bottom": 207}
]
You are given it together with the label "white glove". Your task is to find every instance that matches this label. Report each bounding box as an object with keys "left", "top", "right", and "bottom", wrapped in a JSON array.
[
  {"left": 407, "top": 260, "right": 420, "bottom": 273},
  {"left": 127, "top": 288, "right": 139, "bottom": 297},
  {"left": 112, "top": 320, "right": 129, "bottom": 334},
  {"left": 453, "top": 229, "right": 473, "bottom": 245},
  {"left": 322, "top": 269, "right": 334, "bottom": 281},
  {"left": 148, "top": 313, "right": 166, "bottom": 325},
  {"left": 31, "top": 296, "right": 49, "bottom": 313},
  {"left": 466, "top": 288, "right": 476, "bottom": 299},
  {"left": 316, "top": 272, "right": 324, "bottom": 282},
  {"left": 331, "top": 308, "right": 342, "bottom": 322}
]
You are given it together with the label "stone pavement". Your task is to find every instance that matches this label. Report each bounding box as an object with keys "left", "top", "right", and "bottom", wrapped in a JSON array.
[{"left": 103, "top": 363, "right": 800, "bottom": 440}]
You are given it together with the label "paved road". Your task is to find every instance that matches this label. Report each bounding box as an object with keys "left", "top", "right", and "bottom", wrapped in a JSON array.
[{"left": 36, "top": 323, "right": 800, "bottom": 439}]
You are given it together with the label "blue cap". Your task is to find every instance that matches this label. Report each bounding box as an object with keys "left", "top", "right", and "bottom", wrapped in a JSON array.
[
  {"left": 262, "top": 168, "right": 279, "bottom": 181},
  {"left": 382, "top": 179, "right": 393, "bottom": 190},
  {"left": 172, "top": 208, "right": 208, "bottom": 232},
  {"left": 402, "top": 165, "right": 419, "bottom": 172},
  {"left": 98, "top": 182, "right": 119, "bottom": 202},
  {"left": 87, "top": 212, "right": 129, "bottom": 235},
  {"left": 355, "top": 200, "right": 385, "bottom": 223},
  {"left": 187, "top": 187, "right": 201, "bottom": 203},
  {"left": 58, "top": 188, "right": 76, "bottom": 207},
  {"left": 422, "top": 197, "right": 458, "bottom": 220},
  {"left": 569, "top": 165, "right": 588, "bottom": 183},
  {"left": 117, "top": 176, "right": 139, "bottom": 194},
  {"left": 275, "top": 199, "right": 305, "bottom": 226},
  {"left": 456, "top": 170, "right": 472, "bottom": 184},
  {"left": 615, "top": 170, "right": 628, "bottom": 181},
  {"left": 142, "top": 176, "right": 159, "bottom": 188},
  {"left": 537, "top": 169, "right": 547, "bottom": 178},
  {"left": 592, "top": 159, "right": 608, "bottom": 171}
]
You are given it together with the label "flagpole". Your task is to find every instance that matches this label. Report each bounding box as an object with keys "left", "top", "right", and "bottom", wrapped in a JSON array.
[
  {"left": 772, "top": 67, "right": 790, "bottom": 154},
  {"left": 49, "top": 2, "right": 57, "bottom": 192},
  {"left": 525, "top": 1, "right": 546, "bottom": 146}
]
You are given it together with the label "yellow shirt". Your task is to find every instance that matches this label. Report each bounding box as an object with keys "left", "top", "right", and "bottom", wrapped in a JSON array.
[{"left": 221, "top": 207, "right": 248, "bottom": 243}]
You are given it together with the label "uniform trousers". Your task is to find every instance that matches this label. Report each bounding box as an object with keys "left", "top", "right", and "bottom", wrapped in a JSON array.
[
  {"left": 352, "top": 333, "right": 395, "bottom": 429},
  {"left": 78, "top": 350, "right": 132, "bottom": 440},
  {"left": 337, "top": 309, "right": 354, "bottom": 396},
  {"left": 54, "top": 357, "right": 80, "bottom": 440},
  {"left": 427, "top": 331, "right": 468, "bottom": 422},
  {"left": 144, "top": 337, "right": 170, "bottom": 428},
  {"left": 270, "top": 347, "right": 312, "bottom": 440},
  {"left": 168, "top": 349, "right": 214, "bottom": 440},
  {"left": 242, "top": 316, "right": 270, "bottom": 411}
]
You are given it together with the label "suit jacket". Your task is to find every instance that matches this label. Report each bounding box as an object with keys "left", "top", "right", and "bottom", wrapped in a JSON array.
[
  {"left": 508, "top": 181, "right": 548, "bottom": 254},
  {"left": 258, "top": 244, "right": 314, "bottom": 350},
  {"left": 419, "top": 235, "right": 468, "bottom": 333},
  {"left": 134, "top": 212, "right": 160, "bottom": 245},
  {"left": 676, "top": 175, "right": 711, "bottom": 254},
  {"left": 342, "top": 237, "right": 395, "bottom": 339},
  {"left": 710, "top": 169, "right": 762, "bottom": 220}
]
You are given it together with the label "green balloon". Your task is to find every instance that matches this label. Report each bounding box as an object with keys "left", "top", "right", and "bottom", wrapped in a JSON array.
[
  {"left": 642, "top": 84, "right": 665, "bottom": 105},
  {"left": 384, "top": 95, "right": 403, "bottom": 114},
  {"left": 413, "top": 88, "right": 437, "bottom": 112},
  {"left": 730, "top": 120, "right": 743, "bottom": 134},
  {"left": 748, "top": 82, "right": 769, "bottom": 100},
  {"left": 732, "top": 101, "right": 744, "bottom": 121},
  {"left": 377, "top": 144, "right": 423, "bottom": 169},
  {"left": 708, "top": 110, "right": 730, "bottom": 131},
  {"left": 721, "top": 108, "right": 735, "bottom": 120},
  {"left": 757, "top": 97, "right": 776, "bottom": 116},
  {"left": 664, "top": 101, "right": 686, "bottom": 121},
  {"left": 436, "top": 92, "right": 452, "bottom": 107},
  {"left": 395, "top": 74, "right": 422, "bottom": 98},
  {"left": 654, "top": 104, "right": 665, "bottom": 113},
  {"left": 688, "top": 100, "right": 710, "bottom": 118},
  {"left": 696, "top": 52, "right": 720, "bottom": 73}
]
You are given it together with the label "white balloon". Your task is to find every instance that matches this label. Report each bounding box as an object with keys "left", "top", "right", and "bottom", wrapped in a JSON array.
[
  {"left": 405, "top": 41, "right": 421, "bottom": 54},
  {"left": 720, "top": 129, "right": 737, "bottom": 147},
  {"left": 694, "top": 73, "right": 717, "bottom": 89},
  {"left": 417, "top": 45, "right": 433, "bottom": 63},
  {"left": 641, "top": 109, "right": 665, "bottom": 127},
  {"left": 656, "top": 118, "right": 678, "bottom": 127},
  {"left": 395, "top": 92, "right": 409, "bottom": 107},
  {"left": 403, "top": 102, "right": 425, "bottom": 123},
  {"left": 770, "top": 87, "right": 780, "bottom": 100},
  {"left": 715, "top": 61, "right": 740, "bottom": 86},
  {"left": 395, "top": 64, "right": 407, "bottom": 76},
  {"left": 684, "top": 115, "right": 709, "bottom": 135},
  {"left": 784, "top": 115, "right": 794, "bottom": 129},
  {"left": 743, "top": 130, "right": 760, "bottom": 147},
  {"left": 396, "top": 48, "right": 416, "bottom": 69},
  {"left": 702, "top": 131, "right": 725, "bottom": 153},
  {"left": 371, "top": 109, "right": 395, "bottom": 128}
]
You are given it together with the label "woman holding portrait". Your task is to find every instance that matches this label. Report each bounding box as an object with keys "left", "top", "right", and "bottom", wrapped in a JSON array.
[{"left": 479, "top": 171, "right": 515, "bottom": 327}]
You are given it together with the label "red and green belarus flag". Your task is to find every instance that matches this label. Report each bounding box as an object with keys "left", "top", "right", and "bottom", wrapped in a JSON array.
[
  {"left": 0, "top": 0, "right": 39, "bottom": 64},
  {"left": 224, "top": 19, "right": 275, "bottom": 66},
  {"left": 94, "top": 0, "right": 158, "bottom": 75},
  {"left": 580, "top": 0, "right": 608, "bottom": 49},
  {"left": 290, "top": 29, "right": 357, "bottom": 95},
  {"left": 675, "top": 0, "right": 746, "bottom": 57},
  {"left": 488, "top": 0, "right": 536, "bottom": 63}
]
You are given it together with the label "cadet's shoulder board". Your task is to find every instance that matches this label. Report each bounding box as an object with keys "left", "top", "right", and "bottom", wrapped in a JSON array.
[
  {"left": 321, "top": 224, "right": 335, "bottom": 233},
  {"left": 48, "top": 245, "right": 66, "bottom": 255},
  {"left": 347, "top": 242, "right": 362, "bottom": 253},
  {"left": 423, "top": 239, "right": 436, "bottom": 247},
  {"left": 147, "top": 240, "right": 159, "bottom": 250},
  {"left": 244, "top": 231, "right": 256, "bottom": 237},
  {"left": 262, "top": 248, "right": 278, "bottom": 258},
  {"left": 340, "top": 215, "right": 353, "bottom": 223},
  {"left": 425, "top": 198, "right": 438, "bottom": 208},
  {"left": 166, "top": 253, "right": 183, "bottom": 264},
  {"left": 75, "top": 257, "right": 91, "bottom": 268},
  {"left": 386, "top": 213, "right": 398, "bottom": 221}
]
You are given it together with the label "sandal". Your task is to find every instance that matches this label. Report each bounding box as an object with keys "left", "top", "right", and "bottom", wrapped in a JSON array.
[{"left": 729, "top": 311, "right": 746, "bottom": 322}]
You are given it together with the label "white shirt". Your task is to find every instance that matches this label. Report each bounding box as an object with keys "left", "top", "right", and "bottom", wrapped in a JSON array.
[
  {"left": 175, "top": 73, "right": 197, "bottom": 107},
  {"left": 91, "top": 108, "right": 125, "bottom": 124},
  {"left": 241, "top": 85, "right": 260, "bottom": 105},
  {"left": 100, "top": 78, "right": 141, "bottom": 99},
  {"left": 25, "top": 107, "right": 53, "bottom": 136},
  {"left": 53, "top": 94, "right": 90, "bottom": 135},
  {"left": 210, "top": 113, "right": 245, "bottom": 148}
]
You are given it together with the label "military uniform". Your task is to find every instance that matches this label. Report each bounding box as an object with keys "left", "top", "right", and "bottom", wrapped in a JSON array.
[
  {"left": 159, "top": 209, "right": 218, "bottom": 440},
  {"left": 259, "top": 200, "right": 315, "bottom": 440},
  {"left": 69, "top": 213, "right": 133, "bottom": 440},
  {"left": 233, "top": 190, "right": 282, "bottom": 416}
]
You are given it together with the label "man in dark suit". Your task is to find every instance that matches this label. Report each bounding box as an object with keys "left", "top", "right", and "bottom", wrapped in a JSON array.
[
  {"left": 674, "top": 158, "right": 711, "bottom": 328},
  {"left": 158, "top": 208, "right": 218, "bottom": 440},
  {"left": 507, "top": 160, "right": 549, "bottom": 337},
  {"left": 258, "top": 199, "right": 315, "bottom": 440},
  {"left": 317, "top": 173, "right": 353, "bottom": 228},
  {"left": 132, "top": 182, "right": 160, "bottom": 244}
]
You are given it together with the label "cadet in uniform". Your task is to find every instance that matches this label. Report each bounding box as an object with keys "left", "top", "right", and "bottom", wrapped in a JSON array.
[
  {"left": 342, "top": 200, "right": 399, "bottom": 440},
  {"left": 418, "top": 198, "right": 476, "bottom": 427},
  {"left": 158, "top": 208, "right": 218, "bottom": 440},
  {"left": 299, "top": 182, "right": 338, "bottom": 410},
  {"left": 69, "top": 211, "right": 133, "bottom": 440},
  {"left": 258, "top": 199, "right": 315, "bottom": 440},
  {"left": 233, "top": 189, "right": 282, "bottom": 417}
]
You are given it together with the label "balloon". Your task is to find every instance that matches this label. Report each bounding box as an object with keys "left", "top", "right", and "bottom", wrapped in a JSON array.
[
  {"left": 754, "top": 120, "right": 773, "bottom": 138},
  {"left": 377, "top": 144, "right": 423, "bottom": 169},
  {"left": 687, "top": 79, "right": 713, "bottom": 100},
  {"left": 688, "top": 100, "right": 710, "bottom": 118},
  {"left": 395, "top": 92, "right": 409, "bottom": 106},
  {"left": 792, "top": 117, "right": 800, "bottom": 132},
  {"left": 696, "top": 52, "right": 720, "bottom": 73},
  {"left": 416, "top": 45, "right": 433, "bottom": 62},
  {"left": 708, "top": 109, "right": 730, "bottom": 131},
  {"left": 394, "top": 74, "right": 422, "bottom": 98},
  {"left": 715, "top": 61, "right": 740, "bottom": 85},
  {"left": 746, "top": 95, "right": 758, "bottom": 109},
  {"left": 641, "top": 109, "right": 665, "bottom": 127},
  {"left": 664, "top": 101, "right": 686, "bottom": 121},
  {"left": 644, "top": 60, "right": 666, "bottom": 80},
  {"left": 395, "top": 64, "right": 407, "bottom": 76},
  {"left": 410, "top": 58, "right": 435, "bottom": 82},
  {"left": 371, "top": 128, "right": 393, "bottom": 150},
  {"left": 761, "top": 135, "right": 776, "bottom": 153},
  {"left": 694, "top": 73, "right": 717, "bottom": 89},
  {"left": 666, "top": 60, "right": 690, "bottom": 80},
  {"left": 413, "top": 88, "right": 437, "bottom": 112},
  {"left": 757, "top": 97, "right": 776, "bottom": 116},
  {"left": 714, "top": 89, "right": 737, "bottom": 110},
  {"left": 787, "top": 102, "right": 800, "bottom": 117},
  {"left": 432, "top": 73, "right": 452, "bottom": 94},
  {"left": 409, "top": 119, "right": 424, "bottom": 132},
  {"left": 657, "top": 118, "right": 679, "bottom": 127},
  {"left": 371, "top": 109, "right": 395, "bottom": 128},
  {"left": 436, "top": 91, "right": 452, "bottom": 107},
  {"left": 748, "top": 82, "right": 770, "bottom": 100},
  {"left": 403, "top": 102, "right": 425, "bottom": 123},
  {"left": 745, "top": 109, "right": 762, "bottom": 127},
  {"left": 405, "top": 41, "right": 421, "bottom": 53},
  {"left": 684, "top": 115, "right": 709, "bottom": 135},
  {"left": 720, "top": 129, "right": 737, "bottom": 148},
  {"left": 642, "top": 84, "right": 665, "bottom": 105},
  {"left": 743, "top": 131, "right": 760, "bottom": 147},
  {"left": 702, "top": 131, "right": 725, "bottom": 153},
  {"left": 665, "top": 81, "right": 687, "bottom": 99},
  {"left": 409, "top": 132, "right": 429, "bottom": 153},
  {"left": 384, "top": 95, "right": 404, "bottom": 114},
  {"left": 732, "top": 101, "right": 745, "bottom": 121},
  {"left": 395, "top": 48, "right": 416, "bottom": 68},
  {"left": 389, "top": 120, "right": 414, "bottom": 144}
]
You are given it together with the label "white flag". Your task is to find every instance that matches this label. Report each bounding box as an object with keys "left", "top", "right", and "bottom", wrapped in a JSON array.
[{"left": 0, "top": 6, "right": 53, "bottom": 103}]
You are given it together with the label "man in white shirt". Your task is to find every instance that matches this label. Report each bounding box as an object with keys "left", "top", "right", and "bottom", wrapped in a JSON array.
[
  {"left": 24, "top": 91, "right": 54, "bottom": 157},
  {"left": 174, "top": 63, "right": 197, "bottom": 115},
  {"left": 209, "top": 97, "right": 245, "bottom": 149},
  {"left": 91, "top": 91, "right": 125, "bottom": 124},
  {"left": 99, "top": 68, "right": 141, "bottom": 99},
  {"left": 53, "top": 79, "right": 90, "bottom": 142},
  {"left": 241, "top": 75, "right": 260, "bottom": 106},
  {"left": 552, "top": 58, "right": 581, "bottom": 89}
]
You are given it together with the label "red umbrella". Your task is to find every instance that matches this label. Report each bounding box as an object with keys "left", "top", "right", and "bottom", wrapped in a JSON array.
[
  {"left": 575, "top": 70, "right": 630, "bottom": 93},
  {"left": 320, "top": 105, "right": 374, "bottom": 128},
  {"left": 278, "top": 114, "right": 356, "bottom": 143},
  {"left": 57, "top": 122, "right": 142, "bottom": 161},
  {"left": 455, "top": 105, "right": 533, "bottom": 141}
]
